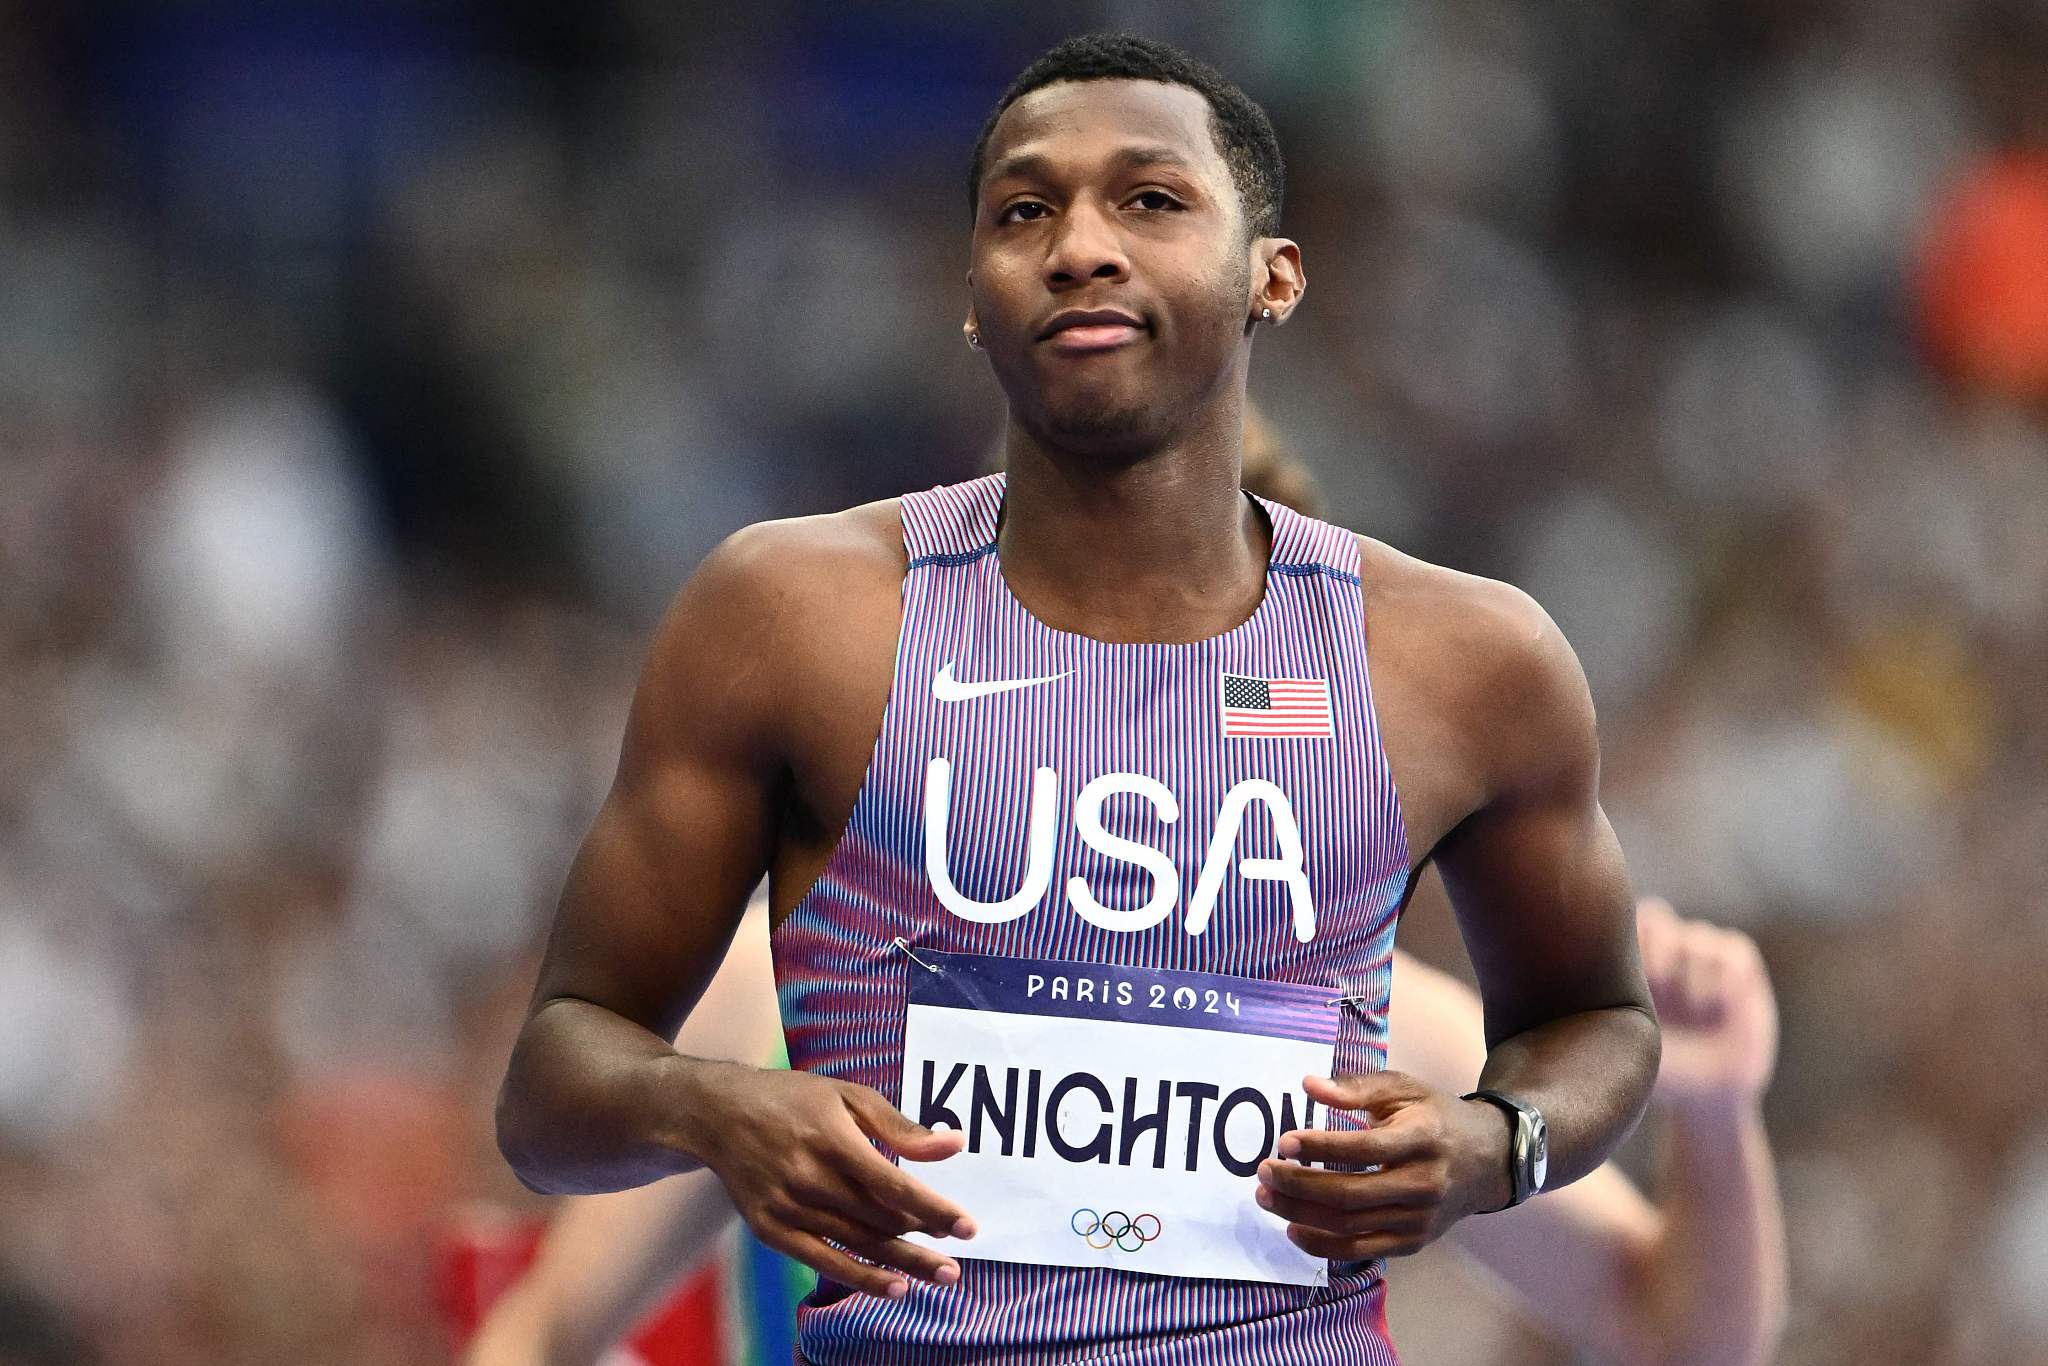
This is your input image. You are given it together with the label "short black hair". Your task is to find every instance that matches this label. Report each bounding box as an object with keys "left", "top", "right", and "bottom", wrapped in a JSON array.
[{"left": 967, "top": 32, "right": 1285, "bottom": 239}]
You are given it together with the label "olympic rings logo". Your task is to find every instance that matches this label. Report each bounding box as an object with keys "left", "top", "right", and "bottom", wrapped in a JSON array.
[{"left": 1070, "top": 1208, "right": 1163, "bottom": 1252}]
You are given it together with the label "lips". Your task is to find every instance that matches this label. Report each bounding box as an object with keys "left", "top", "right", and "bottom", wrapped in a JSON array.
[
  {"left": 1038, "top": 308, "right": 1148, "bottom": 353},
  {"left": 1047, "top": 323, "right": 1143, "bottom": 352}
]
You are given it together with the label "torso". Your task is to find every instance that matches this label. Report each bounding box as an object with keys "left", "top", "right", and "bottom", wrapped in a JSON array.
[{"left": 752, "top": 473, "right": 1514, "bottom": 1363}]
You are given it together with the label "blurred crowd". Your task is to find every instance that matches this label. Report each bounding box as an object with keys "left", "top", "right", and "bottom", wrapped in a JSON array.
[{"left": 3, "top": 2, "right": 2046, "bottom": 1363}]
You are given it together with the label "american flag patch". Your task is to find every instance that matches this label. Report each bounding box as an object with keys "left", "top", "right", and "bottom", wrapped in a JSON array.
[{"left": 1220, "top": 673, "right": 1334, "bottom": 738}]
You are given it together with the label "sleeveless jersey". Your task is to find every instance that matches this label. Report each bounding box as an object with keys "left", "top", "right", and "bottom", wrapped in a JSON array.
[{"left": 771, "top": 473, "right": 1411, "bottom": 1365}]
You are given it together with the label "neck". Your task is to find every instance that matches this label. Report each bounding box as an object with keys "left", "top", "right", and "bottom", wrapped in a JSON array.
[{"left": 994, "top": 389, "right": 1271, "bottom": 643}]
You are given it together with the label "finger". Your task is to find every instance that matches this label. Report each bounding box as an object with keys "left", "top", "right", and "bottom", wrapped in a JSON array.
[
  {"left": 1285, "top": 1222, "right": 1416, "bottom": 1262},
  {"left": 801, "top": 1207, "right": 963, "bottom": 1287},
  {"left": 825, "top": 1143, "right": 977, "bottom": 1239},
  {"left": 1302, "top": 1070, "right": 1431, "bottom": 1119},
  {"left": 1727, "top": 927, "right": 1770, "bottom": 983},
  {"left": 1634, "top": 895, "right": 1677, "bottom": 930},
  {"left": 1276, "top": 1116, "right": 1434, "bottom": 1168},
  {"left": 758, "top": 1221, "right": 913, "bottom": 1300},
  {"left": 821, "top": 1114, "right": 978, "bottom": 1239},
  {"left": 787, "top": 1164, "right": 928, "bottom": 1241},
  {"left": 1254, "top": 1181, "right": 1433, "bottom": 1237},
  {"left": 842, "top": 1085, "right": 970, "bottom": 1163},
  {"left": 1256, "top": 1161, "right": 1439, "bottom": 1213},
  {"left": 1681, "top": 935, "right": 1727, "bottom": 1018},
  {"left": 1714, "top": 925, "right": 1756, "bottom": 969},
  {"left": 1719, "top": 929, "right": 1775, "bottom": 1006}
]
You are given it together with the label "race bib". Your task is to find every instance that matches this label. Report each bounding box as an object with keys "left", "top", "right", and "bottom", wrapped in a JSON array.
[{"left": 899, "top": 950, "right": 1341, "bottom": 1287}]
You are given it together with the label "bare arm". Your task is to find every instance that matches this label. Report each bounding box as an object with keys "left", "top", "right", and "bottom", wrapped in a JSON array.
[
  {"left": 493, "top": 515, "right": 975, "bottom": 1300},
  {"left": 465, "top": 903, "right": 781, "bottom": 1366},
  {"left": 463, "top": 1176, "right": 739, "bottom": 1366},
  {"left": 494, "top": 528, "right": 791, "bottom": 1195},
  {"left": 1602, "top": 899, "right": 1786, "bottom": 1366},
  {"left": 1388, "top": 900, "right": 1787, "bottom": 1366},
  {"left": 1429, "top": 584, "right": 1660, "bottom": 1196}
]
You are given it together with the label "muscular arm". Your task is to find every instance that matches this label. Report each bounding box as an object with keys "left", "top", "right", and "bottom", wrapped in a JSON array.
[
  {"left": 1430, "top": 582, "right": 1660, "bottom": 1198},
  {"left": 494, "top": 509, "right": 973, "bottom": 1299},
  {"left": 1389, "top": 903, "right": 1786, "bottom": 1366},
  {"left": 494, "top": 527, "right": 790, "bottom": 1195}
]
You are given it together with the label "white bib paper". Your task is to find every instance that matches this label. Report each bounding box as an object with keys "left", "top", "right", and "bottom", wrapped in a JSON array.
[{"left": 899, "top": 951, "right": 1341, "bottom": 1287}]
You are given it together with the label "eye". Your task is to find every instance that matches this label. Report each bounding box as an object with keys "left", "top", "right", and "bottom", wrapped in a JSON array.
[
  {"left": 1130, "top": 190, "right": 1184, "bottom": 211},
  {"left": 997, "top": 200, "right": 1050, "bottom": 225}
]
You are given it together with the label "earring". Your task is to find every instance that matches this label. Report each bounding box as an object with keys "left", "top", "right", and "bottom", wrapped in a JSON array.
[
  {"left": 967, "top": 330, "right": 982, "bottom": 350},
  {"left": 1260, "top": 307, "right": 1273, "bottom": 321}
]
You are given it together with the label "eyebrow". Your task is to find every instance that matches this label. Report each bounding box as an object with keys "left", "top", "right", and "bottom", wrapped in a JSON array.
[{"left": 981, "top": 143, "right": 1200, "bottom": 195}]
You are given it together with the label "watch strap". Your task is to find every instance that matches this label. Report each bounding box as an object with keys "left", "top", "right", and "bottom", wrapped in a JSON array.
[{"left": 1460, "top": 1089, "right": 1538, "bottom": 1210}]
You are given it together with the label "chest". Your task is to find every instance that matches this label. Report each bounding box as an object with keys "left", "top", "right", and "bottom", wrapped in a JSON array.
[
  {"left": 769, "top": 562, "right": 1484, "bottom": 932},
  {"left": 814, "top": 576, "right": 1408, "bottom": 959}
]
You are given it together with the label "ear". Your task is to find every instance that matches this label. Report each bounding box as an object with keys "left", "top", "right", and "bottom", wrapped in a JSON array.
[{"left": 1248, "top": 239, "right": 1305, "bottom": 326}]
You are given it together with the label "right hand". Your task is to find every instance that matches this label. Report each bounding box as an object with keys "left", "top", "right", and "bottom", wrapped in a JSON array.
[{"left": 678, "top": 1061, "right": 976, "bottom": 1300}]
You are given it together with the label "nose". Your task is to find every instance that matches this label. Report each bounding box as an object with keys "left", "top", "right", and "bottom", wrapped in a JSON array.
[{"left": 1043, "top": 200, "right": 1130, "bottom": 291}]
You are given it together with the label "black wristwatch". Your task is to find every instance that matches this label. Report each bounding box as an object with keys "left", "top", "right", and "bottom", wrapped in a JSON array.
[{"left": 1460, "top": 1089, "right": 1548, "bottom": 1210}]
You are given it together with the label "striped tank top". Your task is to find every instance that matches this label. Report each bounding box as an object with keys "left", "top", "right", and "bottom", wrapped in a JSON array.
[{"left": 771, "top": 473, "right": 1410, "bottom": 1364}]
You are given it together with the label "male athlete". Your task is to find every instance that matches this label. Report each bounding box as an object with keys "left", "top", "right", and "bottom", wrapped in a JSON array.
[
  {"left": 469, "top": 438, "right": 1783, "bottom": 1366},
  {"left": 496, "top": 33, "right": 1662, "bottom": 1363}
]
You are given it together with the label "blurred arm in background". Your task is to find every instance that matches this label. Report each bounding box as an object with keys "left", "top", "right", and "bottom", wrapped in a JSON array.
[
  {"left": 465, "top": 896, "right": 1784, "bottom": 1366},
  {"left": 464, "top": 899, "right": 777, "bottom": 1366},
  {"left": 1395, "top": 897, "right": 1787, "bottom": 1366}
]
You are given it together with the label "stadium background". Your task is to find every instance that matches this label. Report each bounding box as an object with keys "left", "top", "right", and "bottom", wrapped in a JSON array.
[{"left": 3, "top": 1, "right": 2047, "bottom": 1362}]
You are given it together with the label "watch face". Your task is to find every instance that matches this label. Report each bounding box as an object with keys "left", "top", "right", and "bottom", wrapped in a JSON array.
[{"left": 1530, "top": 1119, "right": 1549, "bottom": 1191}]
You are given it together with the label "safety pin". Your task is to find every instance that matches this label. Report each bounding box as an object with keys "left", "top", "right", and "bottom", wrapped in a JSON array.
[
  {"left": 1326, "top": 994, "right": 1376, "bottom": 1011},
  {"left": 891, "top": 937, "right": 941, "bottom": 973}
]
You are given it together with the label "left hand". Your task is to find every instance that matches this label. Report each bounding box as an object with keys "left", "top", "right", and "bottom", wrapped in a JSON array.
[{"left": 1253, "top": 1071, "right": 1513, "bottom": 1261}]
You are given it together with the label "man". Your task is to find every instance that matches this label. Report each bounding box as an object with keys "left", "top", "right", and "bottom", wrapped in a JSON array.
[
  {"left": 471, "top": 436, "right": 1782, "bottom": 1366},
  {"left": 496, "top": 33, "right": 1661, "bottom": 1362}
]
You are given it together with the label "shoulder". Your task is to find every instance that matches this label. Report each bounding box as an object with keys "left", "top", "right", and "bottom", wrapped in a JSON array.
[
  {"left": 1355, "top": 533, "right": 1598, "bottom": 802},
  {"left": 688, "top": 498, "right": 906, "bottom": 612},
  {"left": 624, "top": 499, "right": 905, "bottom": 765},
  {"left": 1355, "top": 535, "right": 1559, "bottom": 662},
  {"left": 654, "top": 498, "right": 904, "bottom": 652}
]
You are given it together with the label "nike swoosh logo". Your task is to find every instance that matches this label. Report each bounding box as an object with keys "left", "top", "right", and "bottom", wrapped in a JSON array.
[{"left": 932, "top": 662, "right": 1072, "bottom": 702}]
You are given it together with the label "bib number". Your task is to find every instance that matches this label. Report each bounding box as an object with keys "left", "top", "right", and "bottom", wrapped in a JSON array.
[{"left": 899, "top": 951, "right": 1341, "bottom": 1287}]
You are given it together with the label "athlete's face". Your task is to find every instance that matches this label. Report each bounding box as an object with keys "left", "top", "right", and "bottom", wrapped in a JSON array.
[{"left": 966, "top": 79, "right": 1301, "bottom": 454}]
